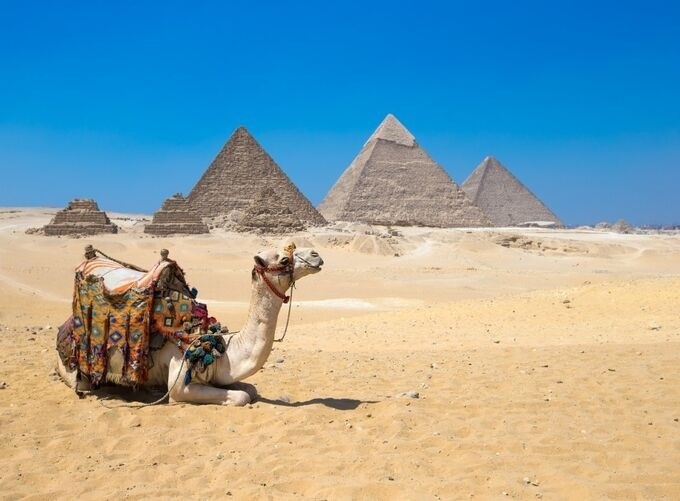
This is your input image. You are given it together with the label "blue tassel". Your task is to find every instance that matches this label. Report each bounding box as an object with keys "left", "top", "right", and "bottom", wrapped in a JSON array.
[{"left": 184, "top": 369, "right": 192, "bottom": 385}]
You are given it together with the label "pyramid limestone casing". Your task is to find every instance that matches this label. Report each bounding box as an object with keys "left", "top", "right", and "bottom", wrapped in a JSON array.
[
  {"left": 43, "top": 199, "right": 118, "bottom": 235},
  {"left": 187, "top": 127, "right": 326, "bottom": 225},
  {"left": 461, "top": 156, "right": 562, "bottom": 227},
  {"left": 144, "top": 194, "right": 209, "bottom": 235},
  {"left": 318, "top": 114, "right": 490, "bottom": 227}
]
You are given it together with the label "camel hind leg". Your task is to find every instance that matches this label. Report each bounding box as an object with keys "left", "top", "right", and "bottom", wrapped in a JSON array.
[{"left": 55, "top": 354, "right": 91, "bottom": 392}]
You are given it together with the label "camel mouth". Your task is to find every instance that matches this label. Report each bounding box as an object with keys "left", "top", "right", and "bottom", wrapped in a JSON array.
[{"left": 306, "top": 264, "right": 322, "bottom": 273}]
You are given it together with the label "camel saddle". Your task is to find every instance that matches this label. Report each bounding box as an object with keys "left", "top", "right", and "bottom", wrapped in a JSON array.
[{"left": 57, "top": 248, "right": 219, "bottom": 387}]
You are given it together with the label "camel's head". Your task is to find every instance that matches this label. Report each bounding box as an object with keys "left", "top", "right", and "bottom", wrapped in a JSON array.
[{"left": 252, "top": 243, "right": 323, "bottom": 299}]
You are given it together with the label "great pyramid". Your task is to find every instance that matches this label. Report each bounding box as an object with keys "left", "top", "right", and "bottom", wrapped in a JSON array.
[
  {"left": 187, "top": 127, "right": 326, "bottom": 225},
  {"left": 236, "top": 187, "right": 305, "bottom": 234},
  {"left": 144, "top": 193, "right": 209, "bottom": 235},
  {"left": 461, "top": 156, "right": 562, "bottom": 227},
  {"left": 318, "top": 114, "right": 490, "bottom": 227},
  {"left": 43, "top": 199, "right": 118, "bottom": 236}
]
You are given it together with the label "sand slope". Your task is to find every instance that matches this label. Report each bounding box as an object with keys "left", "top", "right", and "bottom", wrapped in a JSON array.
[{"left": 0, "top": 208, "right": 678, "bottom": 499}]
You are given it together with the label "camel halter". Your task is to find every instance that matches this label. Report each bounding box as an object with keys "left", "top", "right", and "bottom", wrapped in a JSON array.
[
  {"left": 253, "top": 244, "right": 297, "bottom": 342},
  {"left": 253, "top": 251, "right": 295, "bottom": 303}
]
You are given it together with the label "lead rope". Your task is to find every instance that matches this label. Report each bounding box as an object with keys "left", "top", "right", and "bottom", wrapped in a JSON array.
[
  {"left": 274, "top": 283, "right": 294, "bottom": 342},
  {"left": 98, "top": 349, "right": 190, "bottom": 409},
  {"left": 98, "top": 333, "right": 237, "bottom": 409}
]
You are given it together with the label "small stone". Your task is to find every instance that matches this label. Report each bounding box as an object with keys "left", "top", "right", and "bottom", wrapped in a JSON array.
[
  {"left": 562, "top": 299, "right": 570, "bottom": 304},
  {"left": 0, "top": 382, "right": 6, "bottom": 389},
  {"left": 398, "top": 390, "right": 419, "bottom": 399},
  {"left": 278, "top": 395, "right": 290, "bottom": 403},
  {"left": 523, "top": 477, "right": 531, "bottom": 484},
  {"left": 388, "top": 476, "right": 394, "bottom": 481},
  {"left": 648, "top": 323, "right": 662, "bottom": 331},
  {"left": 45, "top": 325, "right": 52, "bottom": 330},
  {"left": 216, "top": 453, "right": 224, "bottom": 460},
  {"left": 493, "top": 340, "right": 501, "bottom": 344},
  {"left": 275, "top": 358, "right": 284, "bottom": 364}
]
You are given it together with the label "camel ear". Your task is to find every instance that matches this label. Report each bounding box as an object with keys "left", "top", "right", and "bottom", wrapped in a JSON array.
[{"left": 254, "top": 255, "right": 266, "bottom": 268}]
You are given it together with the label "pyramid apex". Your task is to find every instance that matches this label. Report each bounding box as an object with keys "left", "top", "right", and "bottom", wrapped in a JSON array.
[
  {"left": 365, "top": 114, "right": 416, "bottom": 147},
  {"left": 233, "top": 125, "right": 252, "bottom": 135}
]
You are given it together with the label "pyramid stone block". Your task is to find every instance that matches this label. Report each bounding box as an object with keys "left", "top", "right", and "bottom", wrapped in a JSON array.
[
  {"left": 144, "top": 193, "right": 209, "bottom": 235},
  {"left": 187, "top": 127, "right": 326, "bottom": 226},
  {"left": 236, "top": 187, "right": 306, "bottom": 234},
  {"left": 318, "top": 114, "right": 490, "bottom": 227},
  {"left": 461, "top": 156, "right": 562, "bottom": 227}
]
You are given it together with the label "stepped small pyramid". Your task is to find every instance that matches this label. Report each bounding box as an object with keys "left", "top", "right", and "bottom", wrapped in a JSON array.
[
  {"left": 43, "top": 199, "right": 118, "bottom": 235},
  {"left": 236, "top": 187, "right": 305, "bottom": 233},
  {"left": 187, "top": 127, "right": 326, "bottom": 225},
  {"left": 144, "top": 193, "right": 209, "bottom": 235},
  {"left": 461, "top": 156, "right": 562, "bottom": 227},
  {"left": 318, "top": 114, "right": 490, "bottom": 227}
]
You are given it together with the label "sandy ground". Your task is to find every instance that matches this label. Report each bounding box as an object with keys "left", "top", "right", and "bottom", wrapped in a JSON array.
[{"left": 0, "top": 208, "right": 679, "bottom": 499}]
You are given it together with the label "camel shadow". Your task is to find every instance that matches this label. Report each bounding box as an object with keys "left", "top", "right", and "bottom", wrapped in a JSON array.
[
  {"left": 256, "top": 396, "right": 379, "bottom": 410},
  {"left": 83, "top": 385, "right": 168, "bottom": 403}
]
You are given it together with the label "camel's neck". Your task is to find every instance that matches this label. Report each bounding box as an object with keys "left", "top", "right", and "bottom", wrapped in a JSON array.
[{"left": 215, "top": 280, "right": 285, "bottom": 384}]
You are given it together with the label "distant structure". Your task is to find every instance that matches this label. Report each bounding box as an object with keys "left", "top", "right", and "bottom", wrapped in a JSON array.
[
  {"left": 144, "top": 193, "right": 209, "bottom": 236},
  {"left": 461, "top": 156, "right": 562, "bottom": 227},
  {"left": 187, "top": 127, "right": 326, "bottom": 226},
  {"left": 318, "top": 114, "right": 490, "bottom": 227},
  {"left": 43, "top": 199, "right": 118, "bottom": 236},
  {"left": 236, "top": 187, "right": 305, "bottom": 234}
]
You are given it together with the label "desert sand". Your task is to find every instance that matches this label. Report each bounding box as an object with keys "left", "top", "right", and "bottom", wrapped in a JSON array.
[{"left": 0, "top": 208, "right": 679, "bottom": 499}]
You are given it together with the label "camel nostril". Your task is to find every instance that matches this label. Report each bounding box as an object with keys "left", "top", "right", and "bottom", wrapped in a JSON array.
[{"left": 318, "top": 258, "right": 324, "bottom": 266}]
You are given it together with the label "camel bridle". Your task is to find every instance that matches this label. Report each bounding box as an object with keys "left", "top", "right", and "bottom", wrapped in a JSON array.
[{"left": 253, "top": 251, "right": 295, "bottom": 304}]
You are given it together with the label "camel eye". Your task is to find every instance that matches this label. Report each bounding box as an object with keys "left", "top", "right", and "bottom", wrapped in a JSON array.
[
  {"left": 311, "top": 251, "right": 319, "bottom": 258},
  {"left": 280, "top": 256, "right": 289, "bottom": 265}
]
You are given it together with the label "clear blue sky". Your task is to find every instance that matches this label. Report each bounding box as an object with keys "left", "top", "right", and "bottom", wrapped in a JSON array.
[{"left": 1, "top": 1, "right": 678, "bottom": 225}]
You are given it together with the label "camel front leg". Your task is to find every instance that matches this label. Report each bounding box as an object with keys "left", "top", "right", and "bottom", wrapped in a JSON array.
[{"left": 166, "top": 357, "right": 252, "bottom": 406}]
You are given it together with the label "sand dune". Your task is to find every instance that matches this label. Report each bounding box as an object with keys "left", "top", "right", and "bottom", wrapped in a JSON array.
[{"left": 0, "top": 208, "right": 679, "bottom": 499}]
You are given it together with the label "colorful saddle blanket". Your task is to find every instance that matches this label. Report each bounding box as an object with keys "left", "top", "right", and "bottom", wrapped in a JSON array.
[{"left": 58, "top": 255, "right": 219, "bottom": 387}]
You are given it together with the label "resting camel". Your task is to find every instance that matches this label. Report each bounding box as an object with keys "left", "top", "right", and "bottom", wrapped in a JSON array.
[{"left": 56, "top": 244, "right": 323, "bottom": 405}]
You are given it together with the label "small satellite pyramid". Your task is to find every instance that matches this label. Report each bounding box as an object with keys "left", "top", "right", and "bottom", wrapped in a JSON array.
[
  {"left": 461, "top": 156, "right": 562, "bottom": 227},
  {"left": 318, "top": 114, "right": 490, "bottom": 227},
  {"left": 236, "top": 187, "right": 305, "bottom": 234},
  {"left": 144, "top": 193, "right": 209, "bottom": 235},
  {"left": 43, "top": 199, "right": 118, "bottom": 235},
  {"left": 187, "top": 127, "right": 326, "bottom": 225}
]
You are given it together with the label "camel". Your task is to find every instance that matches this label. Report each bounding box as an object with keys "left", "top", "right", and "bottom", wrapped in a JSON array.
[{"left": 56, "top": 244, "right": 324, "bottom": 405}]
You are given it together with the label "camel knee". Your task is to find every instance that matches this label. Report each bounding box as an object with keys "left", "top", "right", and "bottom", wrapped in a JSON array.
[{"left": 224, "top": 390, "right": 251, "bottom": 407}]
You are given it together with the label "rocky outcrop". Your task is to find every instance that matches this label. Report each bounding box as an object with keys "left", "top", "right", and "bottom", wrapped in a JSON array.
[
  {"left": 318, "top": 114, "right": 490, "bottom": 227},
  {"left": 144, "top": 194, "right": 209, "bottom": 236},
  {"left": 43, "top": 199, "right": 118, "bottom": 236},
  {"left": 461, "top": 156, "right": 562, "bottom": 227},
  {"left": 187, "top": 127, "right": 326, "bottom": 226}
]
